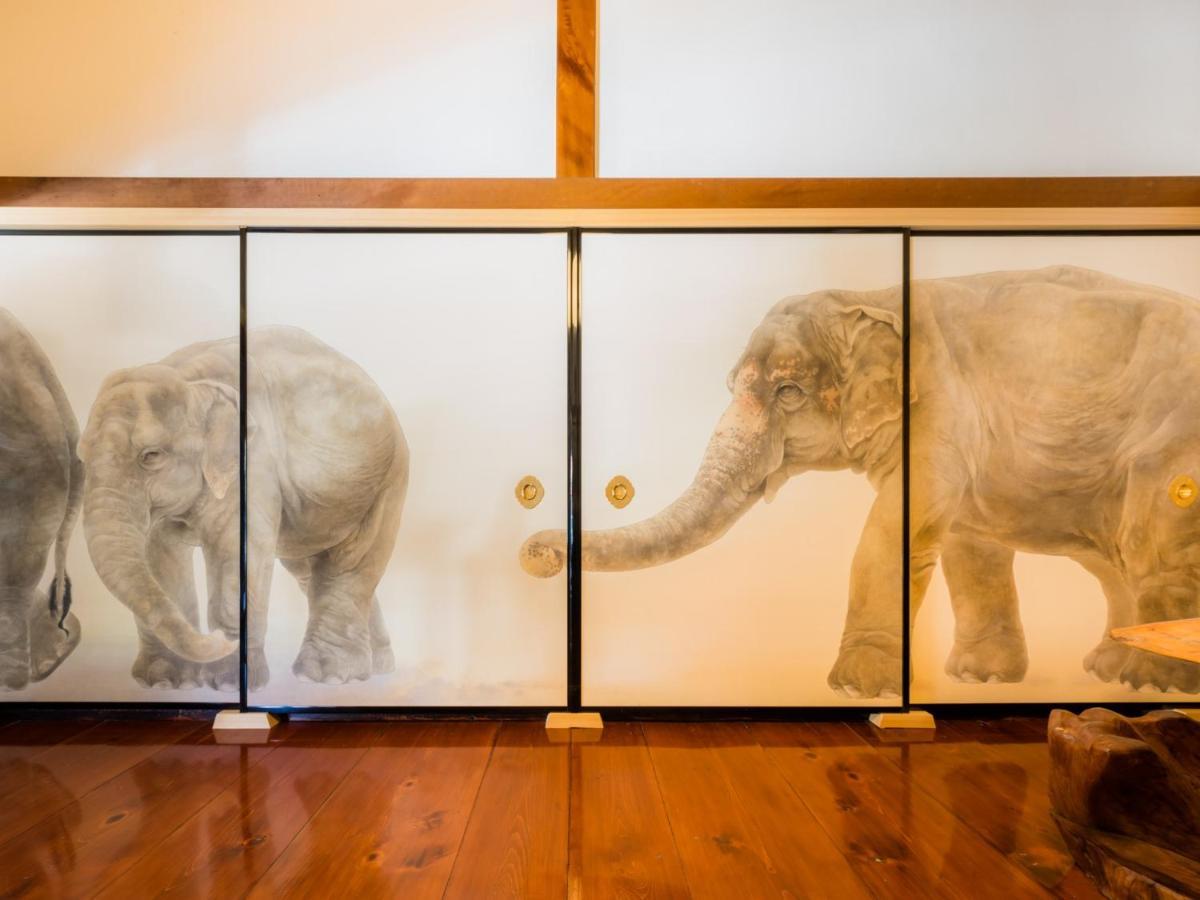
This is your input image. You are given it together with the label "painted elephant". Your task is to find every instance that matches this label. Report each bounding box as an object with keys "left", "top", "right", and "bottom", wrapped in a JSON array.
[
  {"left": 79, "top": 326, "right": 406, "bottom": 690},
  {"left": 520, "top": 265, "right": 1200, "bottom": 698},
  {"left": 0, "top": 308, "right": 82, "bottom": 690}
]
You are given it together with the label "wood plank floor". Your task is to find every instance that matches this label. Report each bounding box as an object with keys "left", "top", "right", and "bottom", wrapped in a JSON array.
[{"left": 0, "top": 714, "right": 1101, "bottom": 899}]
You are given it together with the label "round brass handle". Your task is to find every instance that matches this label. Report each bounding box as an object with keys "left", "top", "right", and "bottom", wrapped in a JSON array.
[
  {"left": 606, "top": 475, "right": 634, "bottom": 509},
  {"left": 515, "top": 475, "right": 544, "bottom": 509},
  {"left": 1169, "top": 474, "right": 1197, "bottom": 509}
]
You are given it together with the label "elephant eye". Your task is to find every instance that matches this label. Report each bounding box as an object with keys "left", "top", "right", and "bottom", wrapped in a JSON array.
[
  {"left": 775, "top": 382, "right": 806, "bottom": 407},
  {"left": 139, "top": 448, "right": 167, "bottom": 469}
]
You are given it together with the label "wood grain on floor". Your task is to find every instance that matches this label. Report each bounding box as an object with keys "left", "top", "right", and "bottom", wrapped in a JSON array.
[{"left": 0, "top": 714, "right": 1099, "bottom": 898}]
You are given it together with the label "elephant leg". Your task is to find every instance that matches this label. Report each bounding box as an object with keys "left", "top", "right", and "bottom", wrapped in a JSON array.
[
  {"left": 1119, "top": 576, "right": 1200, "bottom": 694},
  {"left": 218, "top": 468, "right": 283, "bottom": 693},
  {"left": 0, "top": 586, "right": 32, "bottom": 691},
  {"left": 0, "top": 484, "right": 67, "bottom": 690},
  {"left": 132, "top": 529, "right": 205, "bottom": 690},
  {"left": 293, "top": 560, "right": 375, "bottom": 684},
  {"left": 198, "top": 538, "right": 274, "bottom": 694},
  {"left": 941, "top": 534, "right": 1027, "bottom": 684},
  {"left": 828, "top": 437, "right": 966, "bottom": 699},
  {"left": 196, "top": 542, "right": 238, "bottom": 693},
  {"left": 287, "top": 556, "right": 391, "bottom": 675},
  {"left": 293, "top": 480, "right": 403, "bottom": 686},
  {"left": 368, "top": 594, "right": 394, "bottom": 675},
  {"left": 131, "top": 626, "right": 203, "bottom": 690},
  {"left": 1117, "top": 580, "right": 1200, "bottom": 694},
  {"left": 828, "top": 471, "right": 904, "bottom": 699},
  {"left": 280, "top": 556, "right": 312, "bottom": 595},
  {"left": 1072, "top": 554, "right": 1135, "bottom": 683},
  {"left": 1113, "top": 444, "right": 1200, "bottom": 694}
]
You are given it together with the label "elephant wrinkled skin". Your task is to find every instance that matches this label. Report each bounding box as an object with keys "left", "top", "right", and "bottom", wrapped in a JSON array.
[
  {"left": 79, "top": 326, "right": 407, "bottom": 690},
  {"left": 521, "top": 266, "right": 1200, "bottom": 699},
  {"left": 0, "top": 309, "right": 82, "bottom": 690}
]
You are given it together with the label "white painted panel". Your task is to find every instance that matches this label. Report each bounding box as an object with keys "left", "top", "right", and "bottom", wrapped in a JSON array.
[
  {"left": 0, "top": 0, "right": 555, "bottom": 176},
  {"left": 601, "top": 0, "right": 1200, "bottom": 176},
  {"left": 247, "top": 233, "right": 567, "bottom": 706},
  {"left": 581, "top": 233, "right": 904, "bottom": 706},
  {"left": 0, "top": 235, "right": 239, "bottom": 701},
  {"left": 911, "top": 235, "right": 1200, "bottom": 703}
]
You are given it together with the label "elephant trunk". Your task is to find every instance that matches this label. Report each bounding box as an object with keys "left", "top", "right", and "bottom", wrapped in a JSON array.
[
  {"left": 520, "top": 397, "right": 778, "bottom": 577},
  {"left": 83, "top": 478, "right": 235, "bottom": 663}
]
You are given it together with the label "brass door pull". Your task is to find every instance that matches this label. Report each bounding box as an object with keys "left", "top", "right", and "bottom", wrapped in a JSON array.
[
  {"left": 515, "top": 475, "right": 544, "bottom": 509},
  {"left": 606, "top": 475, "right": 634, "bottom": 509},
  {"left": 1170, "top": 474, "right": 1197, "bottom": 509}
]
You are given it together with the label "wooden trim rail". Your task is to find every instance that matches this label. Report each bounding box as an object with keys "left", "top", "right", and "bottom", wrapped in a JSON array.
[{"left": 2, "top": 177, "right": 1198, "bottom": 209}]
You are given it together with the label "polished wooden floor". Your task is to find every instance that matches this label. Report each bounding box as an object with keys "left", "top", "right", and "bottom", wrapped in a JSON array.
[{"left": 0, "top": 714, "right": 1101, "bottom": 899}]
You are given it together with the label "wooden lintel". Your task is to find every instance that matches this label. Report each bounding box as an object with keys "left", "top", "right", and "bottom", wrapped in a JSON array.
[{"left": 3, "top": 177, "right": 1199, "bottom": 210}]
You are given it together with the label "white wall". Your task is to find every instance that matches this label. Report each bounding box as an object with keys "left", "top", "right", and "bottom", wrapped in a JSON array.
[
  {"left": 600, "top": 0, "right": 1200, "bottom": 177},
  {"left": 4, "top": 1, "right": 1195, "bottom": 179},
  {"left": 0, "top": 0, "right": 555, "bottom": 176}
]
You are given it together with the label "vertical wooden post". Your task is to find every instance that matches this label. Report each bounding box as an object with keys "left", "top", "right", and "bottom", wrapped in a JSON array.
[{"left": 557, "top": 0, "right": 597, "bottom": 177}]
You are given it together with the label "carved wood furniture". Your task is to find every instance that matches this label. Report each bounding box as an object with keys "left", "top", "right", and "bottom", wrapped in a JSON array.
[{"left": 1049, "top": 706, "right": 1200, "bottom": 897}]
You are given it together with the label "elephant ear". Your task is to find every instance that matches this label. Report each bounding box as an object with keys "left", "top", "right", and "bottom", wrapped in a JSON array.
[
  {"left": 819, "top": 303, "right": 905, "bottom": 453},
  {"left": 192, "top": 380, "right": 241, "bottom": 501}
]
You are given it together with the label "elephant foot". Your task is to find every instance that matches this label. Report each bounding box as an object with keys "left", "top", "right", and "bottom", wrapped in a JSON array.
[
  {"left": 945, "top": 627, "right": 1028, "bottom": 684},
  {"left": 0, "top": 649, "right": 31, "bottom": 691},
  {"left": 0, "top": 605, "right": 32, "bottom": 691},
  {"left": 29, "top": 607, "right": 81, "bottom": 683},
  {"left": 201, "top": 651, "right": 237, "bottom": 692},
  {"left": 1118, "top": 650, "right": 1200, "bottom": 694},
  {"left": 202, "top": 647, "right": 270, "bottom": 692},
  {"left": 293, "top": 638, "right": 372, "bottom": 685},
  {"left": 828, "top": 639, "right": 901, "bottom": 699},
  {"left": 132, "top": 648, "right": 207, "bottom": 690},
  {"left": 1083, "top": 638, "right": 1132, "bottom": 683}
]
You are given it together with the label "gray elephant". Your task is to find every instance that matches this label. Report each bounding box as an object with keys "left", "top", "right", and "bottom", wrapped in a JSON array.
[
  {"left": 79, "top": 326, "right": 406, "bottom": 690},
  {"left": 0, "top": 309, "right": 82, "bottom": 690},
  {"left": 520, "top": 265, "right": 1200, "bottom": 699}
]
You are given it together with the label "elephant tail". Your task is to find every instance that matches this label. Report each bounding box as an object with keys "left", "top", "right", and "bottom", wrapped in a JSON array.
[{"left": 49, "top": 414, "right": 84, "bottom": 635}]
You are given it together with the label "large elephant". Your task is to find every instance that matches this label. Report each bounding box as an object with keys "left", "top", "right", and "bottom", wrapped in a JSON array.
[
  {"left": 79, "top": 326, "right": 406, "bottom": 690},
  {"left": 520, "top": 265, "right": 1200, "bottom": 699},
  {"left": 0, "top": 308, "right": 82, "bottom": 690}
]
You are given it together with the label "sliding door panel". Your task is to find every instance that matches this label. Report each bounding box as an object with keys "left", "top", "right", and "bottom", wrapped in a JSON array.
[
  {"left": 0, "top": 233, "right": 239, "bottom": 701},
  {"left": 575, "top": 232, "right": 904, "bottom": 706},
  {"left": 246, "top": 232, "right": 567, "bottom": 707},
  {"left": 910, "top": 234, "right": 1200, "bottom": 703}
]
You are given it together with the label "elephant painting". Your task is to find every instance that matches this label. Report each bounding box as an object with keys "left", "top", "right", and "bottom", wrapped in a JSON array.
[
  {"left": 79, "top": 326, "right": 406, "bottom": 690},
  {"left": 0, "top": 309, "right": 83, "bottom": 690},
  {"left": 520, "top": 265, "right": 1200, "bottom": 699}
]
